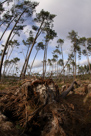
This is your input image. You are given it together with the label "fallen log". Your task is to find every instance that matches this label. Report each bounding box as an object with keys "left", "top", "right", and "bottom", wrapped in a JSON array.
[{"left": 60, "top": 81, "right": 77, "bottom": 98}]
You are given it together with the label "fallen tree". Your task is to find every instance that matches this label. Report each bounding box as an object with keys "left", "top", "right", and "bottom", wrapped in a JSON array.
[
  {"left": 60, "top": 81, "right": 78, "bottom": 98},
  {"left": 0, "top": 78, "right": 79, "bottom": 135},
  {"left": 0, "top": 78, "right": 59, "bottom": 126}
]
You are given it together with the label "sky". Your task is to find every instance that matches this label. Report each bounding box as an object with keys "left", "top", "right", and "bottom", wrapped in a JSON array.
[
  {"left": 0, "top": 0, "right": 91, "bottom": 74},
  {"left": 31, "top": 0, "right": 91, "bottom": 66}
]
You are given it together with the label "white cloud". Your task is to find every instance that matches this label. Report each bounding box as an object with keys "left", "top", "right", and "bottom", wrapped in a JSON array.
[
  {"left": 32, "top": 0, "right": 91, "bottom": 39},
  {"left": 32, "top": 59, "right": 43, "bottom": 68},
  {"left": 31, "top": 0, "right": 91, "bottom": 62},
  {"left": 77, "top": 58, "right": 91, "bottom": 66}
]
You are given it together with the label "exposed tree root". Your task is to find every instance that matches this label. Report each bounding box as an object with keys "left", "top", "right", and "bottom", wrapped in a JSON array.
[{"left": 0, "top": 79, "right": 89, "bottom": 136}]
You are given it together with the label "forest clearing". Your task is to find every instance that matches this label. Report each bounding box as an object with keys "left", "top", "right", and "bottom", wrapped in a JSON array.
[{"left": 0, "top": 0, "right": 91, "bottom": 136}]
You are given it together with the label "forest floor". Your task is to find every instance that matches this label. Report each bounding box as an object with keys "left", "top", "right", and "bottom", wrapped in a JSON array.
[
  {"left": 66, "top": 93, "right": 91, "bottom": 136},
  {"left": 0, "top": 77, "right": 91, "bottom": 136},
  {"left": 57, "top": 78, "right": 91, "bottom": 136}
]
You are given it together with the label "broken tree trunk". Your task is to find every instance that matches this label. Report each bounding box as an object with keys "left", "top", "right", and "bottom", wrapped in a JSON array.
[{"left": 60, "top": 81, "right": 77, "bottom": 98}]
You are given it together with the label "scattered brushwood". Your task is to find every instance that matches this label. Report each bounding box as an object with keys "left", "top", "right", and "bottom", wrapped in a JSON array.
[{"left": 0, "top": 78, "right": 59, "bottom": 128}]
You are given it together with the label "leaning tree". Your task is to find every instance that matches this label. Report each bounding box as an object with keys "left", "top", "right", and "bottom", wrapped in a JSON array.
[
  {"left": 57, "top": 39, "right": 64, "bottom": 75},
  {"left": 68, "top": 30, "right": 80, "bottom": 78},
  {"left": 20, "top": 9, "right": 56, "bottom": 78},
  {"left": 29, "top": 42, "right": 45, "bottom": 74},
  {"left": 43, "top": 28, "right": 57, "bottom": 78},
  {"left": 0, "top": 1, "right": 38, "bottom": 79},
  {"left": 79, "top": 37, "right": 91, "bottom": 74}
]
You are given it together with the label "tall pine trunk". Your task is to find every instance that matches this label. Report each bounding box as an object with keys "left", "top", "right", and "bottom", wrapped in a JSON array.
[
  {"left": 61, "top": 45, "right": 65, "bottom": 82},
  {"left": 29, "top": 49, "right": 39, "bottom": 74},
  {"left": 43, "top": 42, "right": 48, "bottom": 79},
  {"left": 85, "top": 44, "right": 91, "bottom": 73},
  {"left": 74, "top": 49, "right": 76, "bottom": 79},
  {"left": 20, "top": 20, "right": 44, "bottom": 79}
]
